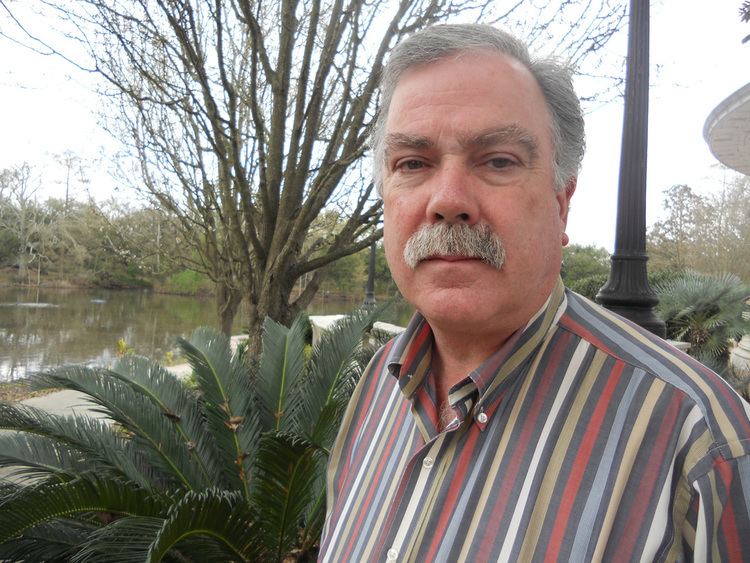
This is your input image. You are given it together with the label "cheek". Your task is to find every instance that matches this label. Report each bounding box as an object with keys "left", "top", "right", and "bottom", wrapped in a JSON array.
[
  {"left": 491, "top": 196, "right": 559, "bottom": 256},
  {"left": 383, "top": 194, "right": 410, "bottom": 242},
  {"left": 382, "top": 222, "right": 403, "bottom": 269}
]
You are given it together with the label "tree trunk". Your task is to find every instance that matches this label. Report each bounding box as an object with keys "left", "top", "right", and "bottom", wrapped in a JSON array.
[
  {"left": 216, "top": 281, "right": 243, "bottom": 337},
  {"left": 17, "top": 249, "right": 29, "bottom": 283},
  {"left": 244, "top": 272, "right": 304, "bottom": 356}
]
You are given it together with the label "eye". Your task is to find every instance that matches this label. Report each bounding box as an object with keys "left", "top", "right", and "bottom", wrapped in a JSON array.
[
  {"left": 396, "top": 159, "right": 426, "bottom": 171},
  {"left": 486, "top": 157, "right": 516, "bottom": 169}
]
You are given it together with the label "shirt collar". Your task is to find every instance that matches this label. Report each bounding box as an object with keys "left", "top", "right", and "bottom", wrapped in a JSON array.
[{"left": 386, "top": 278, "right": 568, "bottom": 402}]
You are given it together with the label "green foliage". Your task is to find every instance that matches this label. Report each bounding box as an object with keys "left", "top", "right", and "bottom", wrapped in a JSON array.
[
  {"left": 315, "top": 243, "right": 399, "bottom": 300},
  {"left": 648, "top": 268, "right": 684, "bottom": 290},
  {"left": 91, "top": 266, "right": 152, "bottom": 289},
  {"left": 562, "top": 244, "right": 610, "bottom": 283},
  {"left": 0, "top": 226, "right": 19, "bottom": 267},
  {"left": 0, "top": 309, "right": 387, "bottom": 561},
  {"left": 566, "top": 273, "right": 609, "bottom": 301},
  {"left": 161, "top": 270, "right": 214, "bottom": 296},
  {"left": 372, "top": 243, "right": 400, "bottom": 297},
  {"left": 561, "top": 244, "right": 611, "bottom": 300},
  {"left": 655, "top": 271, "right": 750, "bottom": 373},
  {"left": 319, "top": 252, "right": 365, "bottom": 295},
  {"left": 0, "top": 163, "right": 187, "bottom": 288}
]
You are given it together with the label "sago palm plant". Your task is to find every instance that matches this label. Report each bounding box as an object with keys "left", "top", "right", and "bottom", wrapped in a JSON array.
[{"left": 0, "top": 309, "right": 385, "bottom": 562}]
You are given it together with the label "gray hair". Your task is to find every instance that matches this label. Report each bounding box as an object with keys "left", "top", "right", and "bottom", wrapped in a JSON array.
[{"left": 372, "top": 24, "right": 585, "bottom": 193}]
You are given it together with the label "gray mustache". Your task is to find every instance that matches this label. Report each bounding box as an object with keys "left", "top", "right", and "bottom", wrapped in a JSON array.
[{"left": 403, "top": 223, "right": 506, "bottom": 270}]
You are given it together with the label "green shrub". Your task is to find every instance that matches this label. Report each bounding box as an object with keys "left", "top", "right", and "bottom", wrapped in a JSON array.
[
  {"left": 561, "top": 245, "right": 610, "bottom": 284},
  {"left": 655, "top": 271, "right": 750, "bottom": 373},
  {"left": 162, "top": 269, "right": 213, "bottom": 295},
  {"left": 92, "top": 266, "right": 152, "bottom": 289},
  {"left": 648, "top": 268, "right": 683, "bottom": 290},
  {"left": 567, "top": 273, "right": 609, "bottom": 301}
]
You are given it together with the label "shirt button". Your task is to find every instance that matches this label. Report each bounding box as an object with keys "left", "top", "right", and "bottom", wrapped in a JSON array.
[
  {"left": 477, "top": 412, "right": 488, "bottom": 424},
  {"left": 422, "top": 457, "right": 434, "bottom": 468},
  {"left": 387, "top": 547, "right": 398, "bottom": 560}
]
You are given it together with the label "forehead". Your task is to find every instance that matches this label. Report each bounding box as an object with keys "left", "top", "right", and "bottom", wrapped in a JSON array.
[{"left": 384, "top": 51, "right": 552, "bottom": 147}]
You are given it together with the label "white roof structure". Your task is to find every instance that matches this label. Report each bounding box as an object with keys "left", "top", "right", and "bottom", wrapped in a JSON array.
[{"left": 704, "top": 82, "right": 750, "bottom": 175}]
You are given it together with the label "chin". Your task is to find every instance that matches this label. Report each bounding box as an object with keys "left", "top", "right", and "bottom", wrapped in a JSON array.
[{"left": 414, "top": 291, "right": 491, "bottom": 326}]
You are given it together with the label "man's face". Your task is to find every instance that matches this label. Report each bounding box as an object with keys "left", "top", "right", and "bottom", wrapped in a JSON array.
[{"left": 381, "top": 51, "right": 574, "bottom": 338}]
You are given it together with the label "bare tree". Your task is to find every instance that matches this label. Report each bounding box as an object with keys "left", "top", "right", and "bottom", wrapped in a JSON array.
[
  {"left": 2, "top": 0, "right": 627, "bottom": 344},
  {"left": 0, "top": 163, "right": 45, "bottom": 283}
]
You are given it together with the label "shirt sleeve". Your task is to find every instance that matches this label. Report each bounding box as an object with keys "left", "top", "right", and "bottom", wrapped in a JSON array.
[{"left": 683, "top": 454, "right": 750, "bottom": 561}]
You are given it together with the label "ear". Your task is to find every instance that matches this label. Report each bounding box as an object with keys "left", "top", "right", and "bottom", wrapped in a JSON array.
[
  {"left": 555, "top": 178, "right": 576, "bottom": 228},
  {"left": 556, "top": 178, "right": 576, "bottom": 247}
]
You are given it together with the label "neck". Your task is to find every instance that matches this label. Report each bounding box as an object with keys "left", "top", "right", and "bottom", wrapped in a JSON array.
[{"left": 429, "top": 326, "right": 512, "bottom": 409}]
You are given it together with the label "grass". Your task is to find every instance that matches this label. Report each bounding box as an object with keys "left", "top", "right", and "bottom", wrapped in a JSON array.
[{"left": 0, "top": 379, "right": 60, "bottom": 403}]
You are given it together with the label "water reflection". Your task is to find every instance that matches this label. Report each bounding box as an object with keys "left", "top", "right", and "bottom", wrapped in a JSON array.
[
  {"left": 0, "top": 288, "right": 221, "bottom": 381},
  {"left": 0, "top": 288, "right": 413, "bottom": 381}
]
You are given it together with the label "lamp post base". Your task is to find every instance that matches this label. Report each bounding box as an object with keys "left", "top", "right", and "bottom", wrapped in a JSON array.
[{"left": 596, "top": 253, "right": 666, "bottom": 338}]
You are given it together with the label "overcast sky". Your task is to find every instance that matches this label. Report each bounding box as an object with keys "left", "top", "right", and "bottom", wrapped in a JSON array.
[{"left": 0, "top": 1, "right": 748, "bottom": 251}]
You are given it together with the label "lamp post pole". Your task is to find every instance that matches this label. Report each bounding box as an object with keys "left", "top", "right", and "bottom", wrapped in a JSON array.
[{"left": 595, "top": 0, "right": 665, "bottom": 337}]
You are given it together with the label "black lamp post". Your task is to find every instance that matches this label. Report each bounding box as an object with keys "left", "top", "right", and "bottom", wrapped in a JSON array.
[{"left": 595, "top": 0, "right": 666, "bottom": 338}]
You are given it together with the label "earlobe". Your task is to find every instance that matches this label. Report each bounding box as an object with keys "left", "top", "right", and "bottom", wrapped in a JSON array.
[{"left": 561, "top": 232, "right": 570, "bottom": 246}]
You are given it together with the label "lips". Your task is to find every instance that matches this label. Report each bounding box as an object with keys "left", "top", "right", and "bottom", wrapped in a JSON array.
[{"left": 425, "top": 255, "right": 477, "bottom": 262}]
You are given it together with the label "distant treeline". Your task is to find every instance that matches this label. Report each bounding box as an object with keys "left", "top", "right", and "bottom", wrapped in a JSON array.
[{"left": 0, "top": 163, "right": 397, "bottom": 297}]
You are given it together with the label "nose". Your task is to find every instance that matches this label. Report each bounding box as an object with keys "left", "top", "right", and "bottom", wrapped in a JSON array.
[{"left": 425, "top": 163, "right": 479, "bottom": 224}]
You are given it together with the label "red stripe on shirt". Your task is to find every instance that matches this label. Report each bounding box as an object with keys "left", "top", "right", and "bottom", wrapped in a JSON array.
[{"left": 545, "top": 360, "right": 624, "bottom": 559}]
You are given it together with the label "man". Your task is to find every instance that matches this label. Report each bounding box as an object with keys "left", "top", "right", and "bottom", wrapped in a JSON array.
[{"left": 320, "top": 24, "right": 750, "bottom": 562}]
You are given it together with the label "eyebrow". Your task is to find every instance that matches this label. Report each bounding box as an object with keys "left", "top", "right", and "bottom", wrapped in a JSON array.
[
  {"left": 464, "top": 125, "right": 540, "bottom": 162},
  {"left": 384, "top": 133, "right": 433, "bottom": 155},
  {"left": 384, "top": 125, "right": 540, "bottom": 163}
]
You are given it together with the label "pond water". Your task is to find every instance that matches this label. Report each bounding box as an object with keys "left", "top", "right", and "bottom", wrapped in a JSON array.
[{"left": 0, "top": 287, "right": 413, "bottom": 382}]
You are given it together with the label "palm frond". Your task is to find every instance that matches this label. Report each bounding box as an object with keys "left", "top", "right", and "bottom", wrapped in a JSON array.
[
  {"left": 33, "top": 366, "right": 207, "bottom": 490},
  {"left": 0, "top": 402, "right": 153, "bottom": 487},
  {"left": 0, "top": 480, "right": 20, "bottom": 499},
  {"left": 0, "top": 433, "right": 95, "bottom": 483},
  {"left": 71, "top": 516, "right": 164, "bottom": 563},
  {"left": 257, "top": 315, "right": 309, "bottom": 432},
  {"left": 290, "top": 308, "right": 380, "bottom": 449},
  {"left": 178, "top": 328, "right": 261, "bottom": 499},
  {"left": 107, "top": 355, "right": 220, "bottom": 488},
  {"left": 146, "top": 489, "right": 259, "bottom": 563},
  {"left": 251, "top": 432, "right": 324, "bottom": 561},
  {"left": 298, "top": 481, "right": 327, "bottom": 555},
  {"left": 0, "top": 519, "right": 92, "bottom": 562},
  {"left": 0, "top": 474, "right": 170, "bottom": 544}
]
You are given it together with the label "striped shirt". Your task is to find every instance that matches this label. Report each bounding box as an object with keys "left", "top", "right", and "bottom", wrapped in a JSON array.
[{"left": 320, "top": 279, "right": 750, "bottom": 562}]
